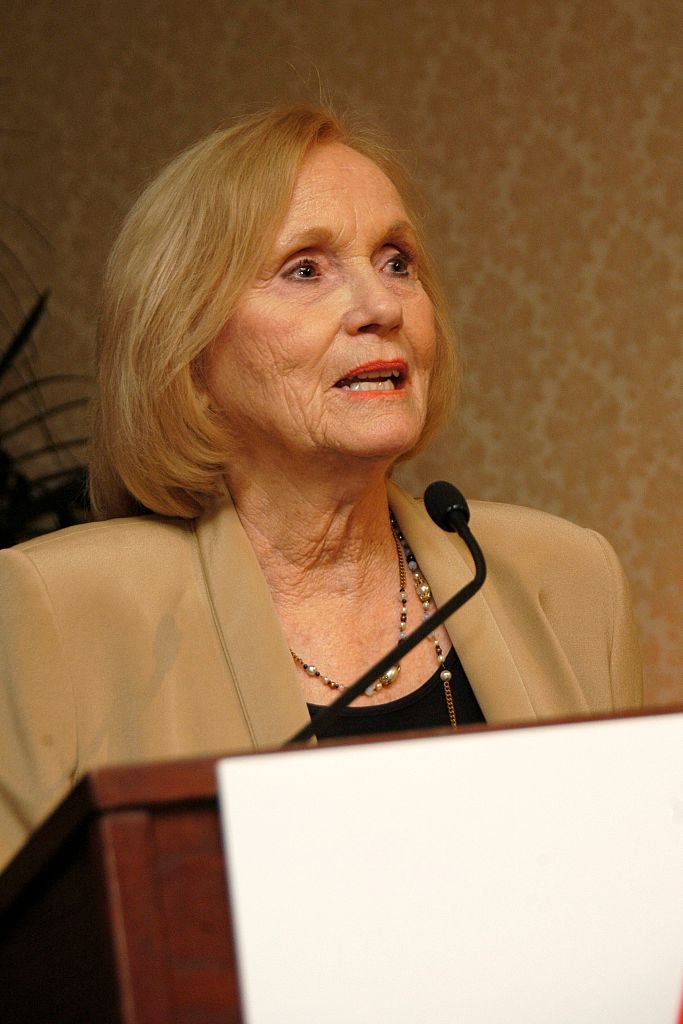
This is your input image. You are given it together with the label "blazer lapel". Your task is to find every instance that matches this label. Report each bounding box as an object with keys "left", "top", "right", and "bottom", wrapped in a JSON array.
[
  {"left": 387, "top": 482, "right": 537, "bottom": 724},
  {"left": 193, "top": 494, "right": 311, "bottom": 747}
]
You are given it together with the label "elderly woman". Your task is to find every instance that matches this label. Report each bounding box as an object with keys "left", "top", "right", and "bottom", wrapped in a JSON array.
[{"left": 0, "top": 104, "right": 641, "bottom": 870}]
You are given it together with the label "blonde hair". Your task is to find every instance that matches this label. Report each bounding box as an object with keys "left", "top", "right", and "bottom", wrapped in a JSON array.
[{"left": 89, "top": 103, "right": 458, "bottom": 519}]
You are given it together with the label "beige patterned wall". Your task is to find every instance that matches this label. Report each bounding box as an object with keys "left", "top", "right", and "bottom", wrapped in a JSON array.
[{"left": 2, "top": 0, "right": 681, "bottom": 706}]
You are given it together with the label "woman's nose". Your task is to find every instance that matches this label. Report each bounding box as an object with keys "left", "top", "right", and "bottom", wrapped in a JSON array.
[{"left": 342, "top": 265, "right": 404, "bottom": 337}]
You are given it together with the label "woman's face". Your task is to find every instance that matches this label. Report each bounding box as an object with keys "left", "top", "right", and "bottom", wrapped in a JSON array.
[{"left": 206, "top": 142, "right": 437, "bottom": 475}]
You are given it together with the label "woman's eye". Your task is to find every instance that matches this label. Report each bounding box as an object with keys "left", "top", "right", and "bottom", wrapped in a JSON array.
[
  {"left": 284, "top": 258, "right": 319, "bottom": 281},
  {"left": 385, "top": 250, "right": 413, "bottom": 276}
]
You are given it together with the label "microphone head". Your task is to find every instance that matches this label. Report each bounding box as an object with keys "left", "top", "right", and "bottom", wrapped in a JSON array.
[{"left": 424, "top": 480, "right": 471, "bottom": 532}]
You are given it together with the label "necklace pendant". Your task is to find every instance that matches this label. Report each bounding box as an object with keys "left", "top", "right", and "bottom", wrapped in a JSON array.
[{"left": 380, "top": 664, "right": 400, "bottom": 687}]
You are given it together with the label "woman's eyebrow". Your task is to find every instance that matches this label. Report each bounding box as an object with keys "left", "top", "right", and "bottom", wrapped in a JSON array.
[
  {"left": 383, "top": 219, "right": 418, "bottom": 242},
  {"left": 275, "top": 226, "right": 339, "bottom": 254},
  {"left": 276, "top": 219, "right": 418, "bottom": 256}
]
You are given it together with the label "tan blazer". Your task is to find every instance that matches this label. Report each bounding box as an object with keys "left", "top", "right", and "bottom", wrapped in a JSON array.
[{"left": 0, "top": 483, "right": 641, "bottom": 869}]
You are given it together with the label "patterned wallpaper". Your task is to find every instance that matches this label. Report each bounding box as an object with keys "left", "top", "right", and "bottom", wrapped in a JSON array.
[{"left": 2, "top": 0, "right": 681, "bottom": 706}]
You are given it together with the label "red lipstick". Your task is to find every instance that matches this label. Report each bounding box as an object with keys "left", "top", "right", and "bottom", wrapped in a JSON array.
[{"left": 334, "top": 359, "right": 408, "bottom": 393}]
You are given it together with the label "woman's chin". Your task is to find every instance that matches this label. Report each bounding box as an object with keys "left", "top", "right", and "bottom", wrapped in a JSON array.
[{"left": 326, "top": 424, "right": 422, "bottom": 467}]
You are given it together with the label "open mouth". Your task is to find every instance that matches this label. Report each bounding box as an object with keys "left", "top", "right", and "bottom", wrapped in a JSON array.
[{"left": 334, "top": 368, "right": 405, "bottom": 392}]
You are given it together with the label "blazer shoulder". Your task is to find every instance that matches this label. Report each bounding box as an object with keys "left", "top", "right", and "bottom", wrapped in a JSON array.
[
  {"left": 4, "top": 513, "right": 194, "bottom": 565},
  {"left": 467, "top": 499, "right": 615, "bottom": 573},
  {"left": 0, "top": 516, "right": 201, "bottom": 612},
  {"left": 469, "top": 498, "right": 590, "bottom": 541}
]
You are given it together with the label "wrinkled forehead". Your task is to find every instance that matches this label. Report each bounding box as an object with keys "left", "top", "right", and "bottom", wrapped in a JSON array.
[
  {"left": 274, "top": 142, "right": 414, "bottom": 252},
  {"left": 295, "top": 142, "right": 403, "bottom": 195}
]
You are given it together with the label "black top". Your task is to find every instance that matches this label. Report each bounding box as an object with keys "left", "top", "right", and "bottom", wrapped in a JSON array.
[{"left": 307, "top": 647, "right": 485, "bottom": 739}]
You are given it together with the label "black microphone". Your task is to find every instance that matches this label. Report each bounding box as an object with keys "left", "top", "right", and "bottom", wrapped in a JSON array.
[
  {"left": 286, "top": 481, "right": 487, "bottom": 745},
  {"left": 424, "top": 480, "right": 471, "bottom": 535}
]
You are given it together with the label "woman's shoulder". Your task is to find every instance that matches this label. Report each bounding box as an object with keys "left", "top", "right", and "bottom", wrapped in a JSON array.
[
  {"left": 393, "top": 483, "right": 615, "bottom": 571},
  {"left": 466, "top": 497, "right": 626, "bottom": 589},
  {"left": 13, "top": 512, "right": 191, "bottom": 547},
  {"left": 392, "top": 483, "right": 625, "bottom": 593},
  {"left": 0, "top": 513, "right": 196, "bottom": 581},
  {"left": 469, "top": 496, "right": 582, "bottom": 532},
  {"left": 467, "top": 498, "right": 619, "bottom": 570},
  {"left": 396, "top": 482, "right": 627, "bottom": 594},
  {"left": 468, "top": 498, "right": 597, "bottom": 546}
]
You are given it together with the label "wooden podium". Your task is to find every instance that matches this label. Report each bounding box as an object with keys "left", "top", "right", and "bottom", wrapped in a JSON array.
[
  {"left": 2, "top": 712, "right": 681, "bottom": 1024},
  {"left": 0, "top": 757, "right": 241, "bottom": 1024}
]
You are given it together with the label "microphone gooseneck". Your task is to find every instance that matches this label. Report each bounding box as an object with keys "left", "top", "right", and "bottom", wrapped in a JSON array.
[{"left": 286, "top": 481, "right": 487, "bottom": 745}]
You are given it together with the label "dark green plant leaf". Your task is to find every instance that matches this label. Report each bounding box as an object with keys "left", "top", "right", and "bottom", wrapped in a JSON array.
[{"left": 0, "top": 291, "right": 49, "bottom": 382}]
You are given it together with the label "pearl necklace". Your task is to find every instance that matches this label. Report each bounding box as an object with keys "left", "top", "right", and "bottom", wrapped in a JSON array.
[{"left": 290, "top": 512, "right": 458, "bottom": 725}]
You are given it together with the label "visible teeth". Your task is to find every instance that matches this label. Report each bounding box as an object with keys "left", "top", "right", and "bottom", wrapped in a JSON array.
[
  {"left": 337, "top": 368, "right": 402, "bottom": 390},
  {"left": 345, "top": 379, "right": 395, "bottom": 392}
]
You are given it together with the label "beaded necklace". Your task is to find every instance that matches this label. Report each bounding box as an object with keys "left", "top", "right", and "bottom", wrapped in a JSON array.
[{"left": 289, "top": 512, "right": 457, "bottom": 726}]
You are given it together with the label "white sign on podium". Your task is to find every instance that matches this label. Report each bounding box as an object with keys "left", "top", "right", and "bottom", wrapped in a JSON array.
[{"left": 217, "top": 712, "right": 683, "bottom": 1024}]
